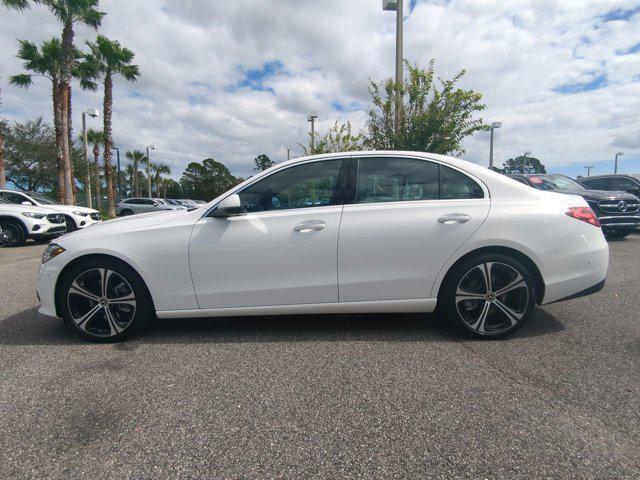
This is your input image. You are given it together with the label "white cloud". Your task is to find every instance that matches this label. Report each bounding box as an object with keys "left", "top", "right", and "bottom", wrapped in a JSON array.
[{"left": 0, "top": 0, "right": 639, "bottom": 179}]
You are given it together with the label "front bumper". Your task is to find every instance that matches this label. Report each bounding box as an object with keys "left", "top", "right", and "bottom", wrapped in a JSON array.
[
  {"left": 37, "top": 257, "right": 64, "bottom": 318},
  {"left": 598, "top": 215, "right": 640, "bottom": 231}
]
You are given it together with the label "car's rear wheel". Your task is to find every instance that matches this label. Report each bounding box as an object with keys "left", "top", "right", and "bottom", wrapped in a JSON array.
[
  {"left": 120, "top": 209, "right": 133, "bottom": 216},
  {"left": 441, "top": 254, "right": 536, "bottom": 338},
  {"left": 60, "top": 258, "right": 153, "bottom": 341},
  {"left": 0, "top": 220, "right": 25, "bottom": 247}
]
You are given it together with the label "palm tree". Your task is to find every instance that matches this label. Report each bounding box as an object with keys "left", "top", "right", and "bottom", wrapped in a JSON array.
[
  {"left": 125, "top": 150, "right": 145, "bottom": 197},
  {"left": 0, "top": 86, "right": 5, "bottom": 189},
  {"left": 9, "top": 38, "right": 96, "bottom": 202},
  {"left": 124, "top": 164, "right": 136, "bottom": 197},
  {"left": 3, "top": 0, "right": 105, "bottom": 205},
  {"left": 85, "top": 128, "right": 103, "bottom": 211},
  {"left": 85, "top": 35, "right": 140, "bottom": 217},
  {"left": 151, "top": 162, "right": 171, "bottom": 197}
]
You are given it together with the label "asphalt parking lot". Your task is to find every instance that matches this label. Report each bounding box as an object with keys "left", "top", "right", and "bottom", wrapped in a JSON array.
[{"left": 0, "top": 238, "right": 639, "bottom": 479}]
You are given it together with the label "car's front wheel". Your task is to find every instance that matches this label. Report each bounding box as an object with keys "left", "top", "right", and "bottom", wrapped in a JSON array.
[
  {"left": 60, "top": 258, "right": 153, "bottom": 341},
  {"left": 64, "top": 216, "right": 77, "bottom": 232},
  {"left": 0, "top": 220, "right": 25, "bottom": 247},
  {"left": 441, "top": 254, "right": 536, "bottom": 338}
]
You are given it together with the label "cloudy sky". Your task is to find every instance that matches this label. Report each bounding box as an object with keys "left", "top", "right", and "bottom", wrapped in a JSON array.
[{"left": 1, "top": 0, "right": 639, "bottom": 179}]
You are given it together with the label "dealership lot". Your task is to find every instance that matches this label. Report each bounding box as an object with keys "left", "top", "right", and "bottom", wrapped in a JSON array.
[{"left": 0, "top": 239, "right": 639, "bottom": 479}]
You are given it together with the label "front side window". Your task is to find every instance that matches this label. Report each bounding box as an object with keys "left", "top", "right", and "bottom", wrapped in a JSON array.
[
  {"left": 581, "top": 178, "right": 609, "bottom": 190},
  {"left": 355, "top": 157, "right": 439, "bottom": 203},
  {"left": 4, "top": 192, "right": 32, "bottom": 205},
  {"left": 610, "top": 177, "right": 635, "bottom": 190},
  {"left": 239, "top": 159, "right": 343, "bottom": 213}
]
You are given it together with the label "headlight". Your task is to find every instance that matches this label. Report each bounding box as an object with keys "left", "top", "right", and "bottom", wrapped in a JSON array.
[
  {"left": 72, "top": 211, "right": 90, "bottom": 217},
  {"left": 42, "top": 244, "right": 65, "bottom": 263},
  {"left": 22, "top": 212, "right": 46, "bottom": 219}
]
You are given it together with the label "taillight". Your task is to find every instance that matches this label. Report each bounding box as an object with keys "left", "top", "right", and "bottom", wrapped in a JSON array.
[{"left": 565, "top": 207, "right": 600, "bottom": 227}]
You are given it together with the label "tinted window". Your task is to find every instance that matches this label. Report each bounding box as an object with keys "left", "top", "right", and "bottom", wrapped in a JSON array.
[
  {"left": 3, "top": 192, "right": 32, "bottom": 205},
  {"left": 355, "top": 158, "right": 438, "bottom": 204},
  {"left": 581, "top": 178, "right": 610, "bottom": 190},
  {"left": 527, "top": 174, "right": 585, "bottom": 191},
  {"left": 142, "top": 199, "right": 156, "bottom": 205},
  {"left": 441, "top": 165, "right": 484, "bottom": 199},
  {"left": 510, "top": 177, "right": 529, "bottom": 185},
  {"left": 239, "top": 159, "right": 343, "bottom": 213},
  {"left": 610, "top": 177, "right": 636, "bottom": 190}
]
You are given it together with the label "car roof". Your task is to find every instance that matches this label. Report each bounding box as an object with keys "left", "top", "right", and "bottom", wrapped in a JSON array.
[{"left": 581, "top": 174, "right": 634, "bottom": 179}]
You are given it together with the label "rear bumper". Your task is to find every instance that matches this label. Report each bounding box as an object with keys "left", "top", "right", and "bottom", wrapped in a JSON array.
[{"left": 546, "top": 279, "right": 605, "bottom": 304}]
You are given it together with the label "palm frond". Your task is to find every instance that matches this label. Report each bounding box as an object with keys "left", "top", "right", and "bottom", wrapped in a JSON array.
[{"left": 9, "top": 73, "right": 33, "bottom": 88}]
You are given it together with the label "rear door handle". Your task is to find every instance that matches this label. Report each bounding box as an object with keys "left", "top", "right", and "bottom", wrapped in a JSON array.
[
  {"left": 293, "top": 220, "right": 326, "bottom": 232},
  {"left": 437, "top": 213, "right": 471, "bottom": 224}
]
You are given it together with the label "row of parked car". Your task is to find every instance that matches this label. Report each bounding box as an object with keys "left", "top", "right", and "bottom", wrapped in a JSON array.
[{"left": 0, "top": 188, "right": 207, "bottom": 247}]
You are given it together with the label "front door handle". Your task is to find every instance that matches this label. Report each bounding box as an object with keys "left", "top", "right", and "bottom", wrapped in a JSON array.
[
  {"left": 437, "top": 213, "right": 471, "bottom": 224},
  {"left": 293, "top": 220, "right": 326, "bottom": 233}
]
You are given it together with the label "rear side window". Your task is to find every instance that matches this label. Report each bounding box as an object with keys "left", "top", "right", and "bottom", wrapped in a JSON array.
[
  {"left": 610, "top": 177, "right": 636, "bottom": 190},
  {"left": 440, "top": 165, "right": 484, "bottom": 199},
  {"left": 355, "top": 157, "right": 439, "bottom": 203}
]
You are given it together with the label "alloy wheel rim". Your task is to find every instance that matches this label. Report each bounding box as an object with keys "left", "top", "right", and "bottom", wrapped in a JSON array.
[
  {"left": 0, "top": 224, "right": 20, "bottom": 247},
  {"left": 67, "top": 268, "right": 137, "bottom": 337},
  {"left": 455, "top": 262, "right": 529, "bottom": 334}
]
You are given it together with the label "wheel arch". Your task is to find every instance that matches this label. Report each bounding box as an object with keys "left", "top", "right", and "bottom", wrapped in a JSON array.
[
  {"left": 0, "top": 215, "right": 28, "bottom": 237},
  {"left": 435, "top": 246, "right": 545, "bottom": 305},
  {"left": 54, "top": 253, "right": 155, "bottom": 318}
]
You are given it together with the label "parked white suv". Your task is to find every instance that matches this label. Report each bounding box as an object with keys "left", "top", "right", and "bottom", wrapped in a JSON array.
[
  {"left": 0, "top": 189, "right": 101, "bottom": 232},
  {"left": 0, "top": 196, "right": 67, "bottom": 247}
]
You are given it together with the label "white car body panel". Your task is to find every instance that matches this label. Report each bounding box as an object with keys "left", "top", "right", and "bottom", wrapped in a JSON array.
[
  {"left": 36, "top": 151, "right": 609, "bottom": 321},
  {"left": 0, "top": 202, "right": 67, "bottom": 239}
]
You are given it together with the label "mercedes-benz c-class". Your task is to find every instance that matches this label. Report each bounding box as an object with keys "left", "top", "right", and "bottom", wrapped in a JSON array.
[{"left": 37, "top": 152, "right": 609, "bottom": 341}]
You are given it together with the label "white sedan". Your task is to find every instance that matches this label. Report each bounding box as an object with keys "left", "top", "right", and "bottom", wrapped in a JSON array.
[{"left": 37, "top": 151, "right": 608, "bottom": 341}]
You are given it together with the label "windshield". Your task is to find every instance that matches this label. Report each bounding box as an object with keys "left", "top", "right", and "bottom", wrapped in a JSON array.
[
  {"left": 527, "top": 175, "right": 585, "bottom": 191},
  {"left": 0, "top": 196, "right": 11, "bottom": 204},
  {"left": 27, "top": 192, "right": 59, "bottom": 205}
]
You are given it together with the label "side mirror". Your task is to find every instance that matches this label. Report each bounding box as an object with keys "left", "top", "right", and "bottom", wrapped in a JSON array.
[
  {"left": 21, "top": 201, "right": 31, "bottom": 206},
  {"left": 152, "top": 202, "right": 159, "bottom": 206},
  {"left": 212, "top": 194, "right": 241, "bottom": 218}
]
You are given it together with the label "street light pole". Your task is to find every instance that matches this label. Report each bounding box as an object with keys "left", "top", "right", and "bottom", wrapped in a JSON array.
[
  {"left": 489, "top": 121, "right": 502, "bottom": 169},
  {"left": 383, "top": 0, "right": 403, "bottom": 132},
  {"left": 112, "top": 147, "right": 121, "bottom": 197},
  {"left": 307, "top": 112, "right": 318, "bottom": 154},
  {"left": 584, "top": 165, "right": 594, "bottom": 177},
  {"left": 286, "top": 147, "right": 291, "bottom": 161},
  {"left": 146, "top": 144, "right": 156, "bottom": 198},
  {"left": 615, "top": 152, "right": 624, "bottom": 174},
  {"left": 82, "top": 109, "right": 99, "bottom": 209}
]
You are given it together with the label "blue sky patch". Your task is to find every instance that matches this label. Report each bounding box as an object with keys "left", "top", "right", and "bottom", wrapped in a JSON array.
[
  {"left": 554, "top": 73, "right": 607, "bottom": 94},
  {"left": 600, "top": 6, "right": 640, "bottom": 22},
  {"left": 332, "top": 101, "right": 365, "bottom": 113},
  {"left": 230, "top": 60, "right": 285, "bottom": 93}
]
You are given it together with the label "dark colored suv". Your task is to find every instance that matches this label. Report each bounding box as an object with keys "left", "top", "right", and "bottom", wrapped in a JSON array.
[
  {"left": 508, "top": 173, "right": 640, "bottom": 239},
  {"left": 578, "top": 174, "right": 640, "bottom": 197}
]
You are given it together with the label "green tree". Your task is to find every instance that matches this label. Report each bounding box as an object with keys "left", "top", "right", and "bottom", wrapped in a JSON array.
[
  {"left": 85, "top": 35, "right": 140, "bottom": 216},
  {"left": 2, "top": 117, "right": 58, "bottom": 192},
  {"left": 125, "top": 150, "right": 145, "bottom": 197},
  {"left": 163, "top": 178, "right": 182, "bottom": 198},
  {"left": 253, "top": 153, "right": 275, "bottom": 172},
  {"left": 9, "top": 38, "right": 96, "bottom": 202},
  {"left": 180, "top": 158, "right": 238, "bottom": 201},
  {"left": 315, "top": 121, "right": 364, "bottom": 154},
  {"left": 3, "top": 0, "right": 105, "bottom": 205},
  {"left": 0, "top": 89, "right": 5, "bottom": 188},
  {"left": 365, "top": 59, "right": 486, "bottom": 155},
  {"left": 501, "top": 156, "right": 546, "bottom": 174},
  {"left": 151, "top": 162, "right": 170, "bottom": 197}
]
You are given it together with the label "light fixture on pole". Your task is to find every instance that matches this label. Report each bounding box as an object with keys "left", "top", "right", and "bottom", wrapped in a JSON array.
[
  {"left": 383, "top": 0, "right": 403, "bottom": 132},
  {"left": 489, "top": 121, "right": 501, "bottom": 169},
  {"left": 146, "top": 144, "right": 156, "bottom": 198},
  {"left": 112, "top": 146, "right": 121, "bottom": 197},
  {"left": 82, "top": 108, "right": 99, "bottom": 209},
  {"left": 584, "top": 165, "right": 594, "bottom": 177},
  {"left": 307, "top": 112, "right": 318, "bottom": 154},
  {"left": 615, "top": 152, "right": 624, "bottom": 174}
]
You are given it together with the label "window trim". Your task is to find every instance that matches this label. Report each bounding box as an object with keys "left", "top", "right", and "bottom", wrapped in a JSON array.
[
  {"left": 205, "top": 157, "right": 351, "bottom": 218},
  {"left": 345, "top": 155, "right": 487, "bottom": 206}
]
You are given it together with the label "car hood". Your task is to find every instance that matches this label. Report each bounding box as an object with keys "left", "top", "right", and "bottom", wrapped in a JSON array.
[
  {"left": 552, "top": 189, "right": 638, "bottom": 202},
  {"left": 58, "top": 209, "right": 189, "bottom": 243},
  {"left": 38, "top": 204, "right": 99, "bottom": 215}
]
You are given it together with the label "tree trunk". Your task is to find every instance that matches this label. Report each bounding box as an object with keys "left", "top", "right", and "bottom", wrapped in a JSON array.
[
  {"left": 134, "top": 163, "right": 139, "bottom": 197},
  {"left": 60, "top": 21, "right": 75, "bottom": 205},
  {"left": 67, "top": 84, "right": 77, "bottom": 204},
  {"left": 93, "top": 145, "right": 102, "bottom": 212},
  {"left": 53, "top": 81, "right": 65, "bottom": 203},
  {"left": 103, "top": 73, "right": 116, "bottom": 217}
]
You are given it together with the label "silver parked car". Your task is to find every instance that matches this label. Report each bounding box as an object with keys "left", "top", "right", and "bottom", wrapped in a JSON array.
[{"left": 115, "top": 198, "right": 186, "bottom": 216}]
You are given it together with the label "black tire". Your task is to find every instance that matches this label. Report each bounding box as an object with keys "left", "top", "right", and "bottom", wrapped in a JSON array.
[
  {"left": 64, "top": 216, "right": 77, "bottom": 232},
  {"left": 440, "top": 253, "right": 536, "bottom": 339},
  {"left": 59, "top": 258, "right": 153, "bottom": 342},
  {"left": 0, "top": 219, "right": 26, "bottom": 247},
  {"left": 604, "top": 229, "right": 632, "bottom": 239},
  {"left": 119, "top": 209, "right": 133, "bottom": 216}
]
